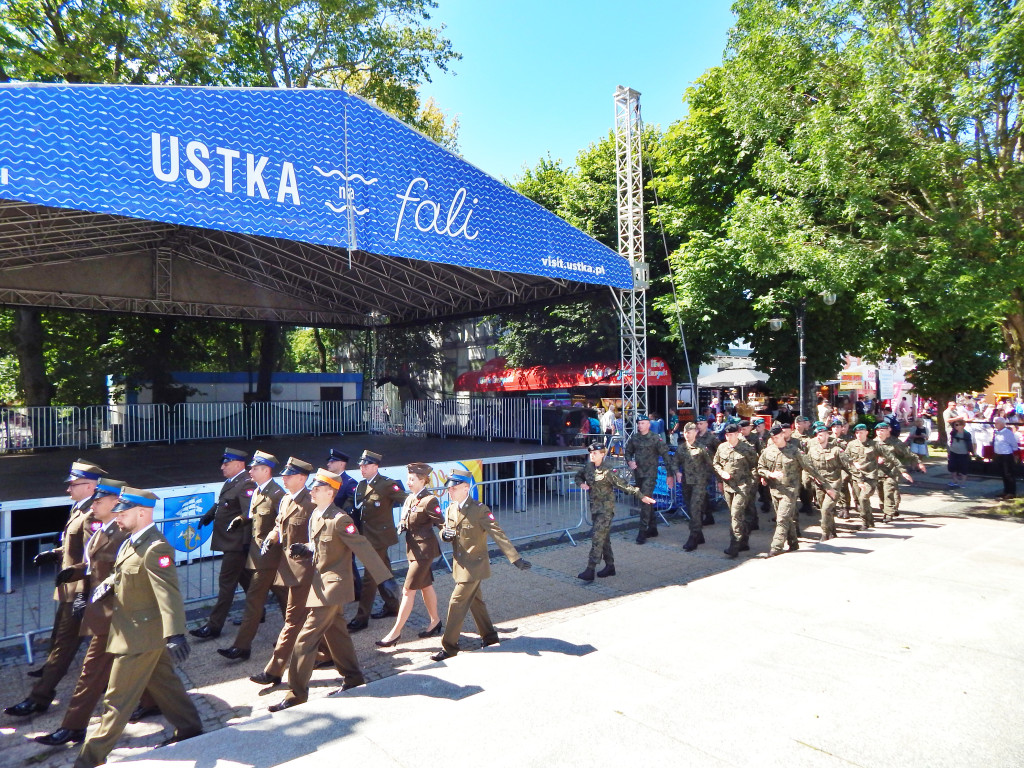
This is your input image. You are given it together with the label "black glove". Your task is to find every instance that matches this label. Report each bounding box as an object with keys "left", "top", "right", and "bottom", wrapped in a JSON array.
[
  {"left": 226, "top": 516, "right": 244, "bottom": 532},
  {"left": 166, "top": 634, "right": 191, "bottom": 664},
  {"left": 378, "top": 577, "right": 400, "bottom": 606},
  {"left": 289, "top": 543, "right": 313, "bottom": 559},
  {"left": 71, "top": 592, "right": 88, "bottom": 619},
  {"left": 514, "top": 559, "right": 532, "bottom": 571},
  {"left": 33, "top": 549, "right": 59, "bottom": 567},
  {"left": 440, "top": 527, "right": 457, "bottom": 542},
  {"left": 55, "top": 567, "right": 78, "bottom": 585},
  {"left": 199, "top": 510, "right": 215, "bottom": 528},
  {"left": 91, "top": 581, "right": 113, "bottom": 604}
]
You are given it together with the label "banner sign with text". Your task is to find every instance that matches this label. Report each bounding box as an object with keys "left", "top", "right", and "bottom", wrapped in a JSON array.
[{"left": 0, "top": 84, "right": 631, "bottom": 288}]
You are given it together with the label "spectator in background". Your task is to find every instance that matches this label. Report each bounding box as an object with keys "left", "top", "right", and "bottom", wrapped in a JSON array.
[
  {"left": 909, "top": 417, "right": 929, "bottom": 463},
  {"left": 990, "top": 417, "right": 1019, "bottom": 500},
  {"left": 709, "top": 395, "right": 720, "bottom": 416},
  {"left": 941, "top": 400, "right": 958, "bottom": 433},
  {"left": 649, "top": 412, "right": 666, "bottom": 437},
  {"left": 882, "top": 407, "right": 901, "bottom": 437},
  {"left": 946, "top": 419, "right": 973, "bottom": 489},
  {"left": 599, "top": 406, "right": 615, "bottom": 439},
  {"left": 610, "top": 410, "right": 625, "bottom": 456},
  {"left": 817, "top": 396, "right": 831, "bottom": 424}
]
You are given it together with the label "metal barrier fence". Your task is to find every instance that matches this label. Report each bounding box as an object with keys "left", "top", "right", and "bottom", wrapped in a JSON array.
[
  {"left": 402, "top": 397, "right": 543, "bottom": 442},
  {"left": 1, "top": 406, "right": 82, "bottom": 451}
]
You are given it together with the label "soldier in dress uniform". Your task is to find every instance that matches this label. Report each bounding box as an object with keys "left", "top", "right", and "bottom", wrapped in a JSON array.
[
  {"left": 326, "top": 448, "right": 361, "bottom": 597},
  {"left": 34, "top": 479, "right": 127, "bottom": 745},
  {"left": 191, "top": 448, "right": 257, "bottom": 640},
  {"left": 806, "top": 425, "right": 846, "bottom": 541},
  {"left": 218, "top": 451, "right": 288, "bottom": 661},
  {"left": 431, "top": 473, "right": 531, "bottom": 661},
  {"left": 623, "top": 414, "right": 677, "bottom": 544},
  {"left": 873, "top": 422, "right": 922, "bottom": 522},
  {"left": 268, "top": 470, "right": 399, "bottom": 711},
  {"left": 347, "top": 450, "right": 406, "bottom": 632},
  {"left": 74, "top": 487, "right": 201, "bottom": 768},
  {"left": 714, "top": 424, "right": 758, "bottom": 558},
  {"left": 757, "top": 424, "right": 836, "bottom": 557},
  {"left": 678, "top": 422, "right": 714, "bottom": 552},
  {"left": 5, "top": 460, "right": 106, "bottom": 718},
  {"left": 575, "top": 441, "right": 655, "bottom": 582},
  {"left": 842, "top": 424, "right": 902, "bottom": 529},
  {"left": 250, "top": 457, "right": 316, "bottom": 686}
]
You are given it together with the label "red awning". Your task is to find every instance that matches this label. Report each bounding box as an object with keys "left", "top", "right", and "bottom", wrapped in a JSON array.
[{"left": 455, "top": 357, "right": 672, "bottom": 393}]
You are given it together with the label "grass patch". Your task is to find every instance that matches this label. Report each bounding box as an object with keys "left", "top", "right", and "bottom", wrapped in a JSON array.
[{"left": 971, "top": 497, "right": 1024, "bottom": 519}]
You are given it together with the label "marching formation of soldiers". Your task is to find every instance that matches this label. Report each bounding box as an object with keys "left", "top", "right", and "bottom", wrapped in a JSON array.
[{"left": 5, "top": 448, "right": 531, "bottom": 764}]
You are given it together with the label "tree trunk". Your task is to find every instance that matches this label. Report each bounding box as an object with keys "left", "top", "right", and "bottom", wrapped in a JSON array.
[
  {"left": 1000, "top": 304, "right": 1024, "bottom": 394},
  {"left": 12, "top": 308, "right": 52, "bottom": 406},
  {"left": 255, "top": 322, "right": 280, "bottom": 402},
  {"left": 313, "top": 327, "right": 328, "bottom": 373},
  {"left": 935, "top": 390, "right": 954, "bottom": 449}
]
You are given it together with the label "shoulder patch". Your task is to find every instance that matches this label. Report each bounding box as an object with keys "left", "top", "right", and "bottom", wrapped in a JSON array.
[
  {"left": 157, "top": 555, "right": 172, "bottom": 568},
  {"left": 346, "top": 523, "right": 356, "bottom": 534},
  {"left": 246, "top": 489, "right": 254, "bottom": 497},
  {"left": 487, "top": 512, "right": 495, "bottom": 521},
  {"left": 90, "top": 520, "right": 102, "bottom": 531},
  {"left": 393, "top": 484, "right": 401, "bottom": 492}
]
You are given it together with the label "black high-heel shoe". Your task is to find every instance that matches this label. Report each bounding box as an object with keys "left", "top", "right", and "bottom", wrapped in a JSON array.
[
  {"left": 417, "top": 621, "right": 443, "bottom": 638},
  {"left": 375, "top": 635, "right": 400, "bottom": 648}
]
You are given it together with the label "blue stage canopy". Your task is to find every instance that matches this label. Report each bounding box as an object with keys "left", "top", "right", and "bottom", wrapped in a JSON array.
[{"left": 0, "top": 84, "right": 631, "bottom": 290}]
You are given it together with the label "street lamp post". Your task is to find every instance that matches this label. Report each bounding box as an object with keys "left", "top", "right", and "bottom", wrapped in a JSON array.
[{"left": 770, "top": 291, "right": 836, "bottom": 418}]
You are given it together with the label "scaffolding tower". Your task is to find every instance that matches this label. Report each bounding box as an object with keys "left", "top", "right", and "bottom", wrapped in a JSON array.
[{"left": 613, "top": 85, "right": 649, "bottom": 437}]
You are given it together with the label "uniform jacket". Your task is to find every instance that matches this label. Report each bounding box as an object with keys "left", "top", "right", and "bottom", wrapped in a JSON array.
[
  {"left": 103, "top": 526, "right": 187, "bottom": 655},
  {"left": 678, "top": 441, "right": 714, "bottom": 486},
  {"left": 208, "top": 473, "right": 257, "bottom": 553},
  {"left": 877, "top": 436, "right": 917, "bottom": 478},
  {"left": 713, "top": 441, "right": 756, "bottom": 491},
  {"left": 333, "top": 474, "right": 359, "bottom": 520},
  {"left": 757, "top": 441, "right": 833, "bottom": 497},
  {"left": 400, "top": 489, "right": 443, "bottom": 563},
  {"left": 54, "top": 497, "right": 95, "bottom": 602},
  {"left": 444, "top": 497, "right": 521, "bottom": 584},
  {"left": 355, "top": 473, "right": 407, "bottom": 549},
  {"left": 272, "top": 487, "right": 317, "bottom": 587},
  {"left": 696, "top": 430, "right": 721, "bottom": 453},
  {"left": 307, "top": 504, "right": 392, "bottom": 608},
  {"left": 245, "top": 479, "right": 287, "bottom": 570},
  {"left": 843, "top": 438, "right": 900, "bottom": 482},
  {"left": 75, "top": 519, "right": 129, "bottom": 637},
  {"left": 806, "top": 439, "right": 846, "bottom": 483},
  {"left": 624, "top": 431, "right": 678, "bottom": 476},
  {"left": 575, "top": 461, "right": 643, "bottom": 517},
  {"left": 743, "top": 432, "right": 762, "bottom": 454}
]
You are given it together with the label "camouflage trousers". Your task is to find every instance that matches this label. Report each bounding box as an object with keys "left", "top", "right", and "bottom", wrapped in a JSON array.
[
  {"left": 682, "top": 483, "right": 708, "bottom": 533},
  {"left": 724, "top": 486, "right": 750, "bottom": 543},
  {"left": 853, "top": 477, "right": 877, "bottom": 527},
  {"left": 634, "top": 470, "right": 658, "bottom": 530},
  {"left": 587, "top": 511, "right": 614, "bottom": 568},
  {"left": 815, "top": 484, "right": 839, "bottom": 537},
  {"left": 768, "top": 489, "right": 800, "bottom": 553},
  {"left": 877, "top": 475, "right": 901, "bottom": 519}
]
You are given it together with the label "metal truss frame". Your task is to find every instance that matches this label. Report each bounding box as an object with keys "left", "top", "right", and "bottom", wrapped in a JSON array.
[
  {"left": 0, "top": 199, "right": 592, "bottom": 327},
  {"left": 614, "top": 85, "right": 649, "bottom": 434}
]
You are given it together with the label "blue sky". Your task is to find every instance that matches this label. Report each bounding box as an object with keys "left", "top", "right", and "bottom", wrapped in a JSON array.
[{"left": 418, "top": 1, "right": 736, "bottom": 182}]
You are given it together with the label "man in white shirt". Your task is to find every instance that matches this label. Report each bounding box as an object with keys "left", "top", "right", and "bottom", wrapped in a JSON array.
[{"left": 991, "top": 417, "right": 1019, "bottom": 500}]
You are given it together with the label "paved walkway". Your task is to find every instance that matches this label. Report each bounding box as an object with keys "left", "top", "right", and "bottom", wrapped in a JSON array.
[{"left": 2, "top": 465, "right": 1021, "bottom": 767}]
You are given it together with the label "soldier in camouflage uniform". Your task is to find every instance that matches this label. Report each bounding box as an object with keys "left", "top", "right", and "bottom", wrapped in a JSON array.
[
  {"left": 695, "top": 417, "right": 721, "bottom": 523},
  {"left": 806, "top": 425, "right": 847, "bottom": 540},
  {"left": 829, "top": 419, "right": 854, "bottom": 518},
  {"left": 575, "top": 441, "right": 655, "bottom": 581},
  {"left": 843, "top": 424, "right": 903, "bottom": 529},
  {"left": 678, "top": 423, "right": 714, "bottom": 551},
  {"left": 624, "top": 415, "right": 677, "bottom": 544},
  {"left": 793, "top": 415, "right": 817, "bottom": 516},
  {"left": 873, "top": 422, "right": 923, "bottom": 522},
  {"left": 713, "top": 424, "right": 758, "bottom": 558},
  {"left": 752, "top": 417, "right": 772, "bottom": 519},
  {"left": 740, "top": 419, "right": 762, "bottom": 531},
  {"left": 757, "top": 424, "right": 836, "bottom": 557}
]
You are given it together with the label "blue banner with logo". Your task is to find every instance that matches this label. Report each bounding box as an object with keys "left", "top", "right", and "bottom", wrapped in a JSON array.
[
  {"left": 162, "top": 492, "right": 214, "bottom": 553},
  {"left": 0, "top": 84, "right": 631, "bottom": 288}
]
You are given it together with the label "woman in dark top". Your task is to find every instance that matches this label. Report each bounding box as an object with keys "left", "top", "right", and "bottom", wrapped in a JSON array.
[{"left": 376, "top": 462, "right": 444, "bottom": 647}]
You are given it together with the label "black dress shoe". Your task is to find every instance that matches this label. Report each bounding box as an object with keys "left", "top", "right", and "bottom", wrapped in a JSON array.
[
  {"left": 129, "top": 704, "right": 161, "bottom": 722},
  {"left": 340, "top": 677, "right": 365, "bottom": 691},
  {"left": 269, "top": 699, "right": 304, "bottom": 712},
  {"left": 374, "top": 636, "right": 400, "bottom": 648},
  {"left": 481, "top": 637, "right": 500, "bottom": 648},
  {"left": 430, "top": 650, "right": 455, "bottom": 662},
  {"left": 35, "top": 727, "right": 86, "bottom": 745},
  {"left": 682, "top": 534, "right": 699, "bottom": 552},
  {"left": 646, "top": 526, "right": 658, "bottom": 538},
  {"left": 217, "top": 646, "right": 251, "bottom": 661},
  {"left": 249, "top": 671, "right": 282, "bottom": 685},
  {"left": 158, "top": 729, "right": 203, "bottom": 746},
  {"left": 635, "top": 531, "right": 647, "bottom": 545},
  {"left": 347, "top": 617, "right": 369, "bottom": 632},
  {"left": 3, "top": 698, "right": 48, "bottom": 717},
  {"left": 26, "top": 666, "right": 45, "bottom": 678},
  {"left": 370, "top": 607, "right": 398, "bottom": 620},
  {"left": 417, "top": 622, "right": 443, "bottom": 638},
  {"left": 189, "top": 625, "right": 220, "bottom": 640}
]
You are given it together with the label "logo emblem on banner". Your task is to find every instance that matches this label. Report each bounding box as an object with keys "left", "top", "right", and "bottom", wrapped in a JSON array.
[{"left": 163, "top": 493, "right": 214, "bottom": 553}]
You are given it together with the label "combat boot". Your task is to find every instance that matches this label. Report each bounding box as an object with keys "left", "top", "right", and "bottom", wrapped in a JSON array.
[
  {"left": 577, "top": 567, "right": 596, "bottom": 582},
  {"left": 596, "top": 564, "right": 616, "bottom": 578},
  {"left": 682, "top": 531, "right": 704, "bottom": 552},
  {"left": 702, "top": 511, "right": 715, "bottom": 526},
  {"left": 788, "top": 540, "right": 800, "bottom": 552},
  {"left": 635, "top": 529, "right": 647, "bottom": 545},
  {"left": 646, "top": 524, "right": 658, "bottom": 538},
  {"left": 747, "top": 518, "right": 759, "bottom": 531},
  {"left": 723, "top": 539, "right": 740, "bottom": 559},
  {"left": 738, "top": 537, "right": 750, "bottom": 552}
]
